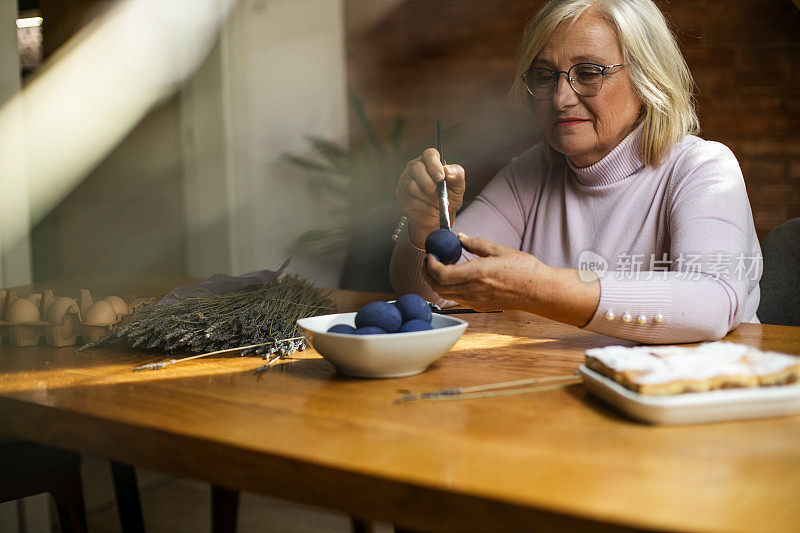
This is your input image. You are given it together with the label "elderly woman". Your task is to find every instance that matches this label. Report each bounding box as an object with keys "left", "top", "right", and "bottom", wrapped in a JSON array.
[{"left": 389, "top": 0, "right": 761, "bottom": 344}]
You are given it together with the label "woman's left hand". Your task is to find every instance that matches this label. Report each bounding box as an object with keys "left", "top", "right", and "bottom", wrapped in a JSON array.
[
  {"left": 423, "top": 234, "right": 543, "bottom": 313},
  {"left": 423, "top": 233, "right": 601, "bottom": 327}
]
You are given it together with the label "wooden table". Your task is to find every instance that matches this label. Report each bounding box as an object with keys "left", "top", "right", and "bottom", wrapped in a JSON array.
[{"left": 1, "top": 287, "right": 800, "bottom": 532}]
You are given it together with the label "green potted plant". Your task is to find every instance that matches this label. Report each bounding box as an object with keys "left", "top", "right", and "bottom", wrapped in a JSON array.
[{"left": 284, "top": 94, "right": 425, "bottom": 257}]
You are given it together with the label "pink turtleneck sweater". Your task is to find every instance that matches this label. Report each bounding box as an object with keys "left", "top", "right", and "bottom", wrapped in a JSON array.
[{"left": 390, "top": 126, "right": 762, "bottom": 344}]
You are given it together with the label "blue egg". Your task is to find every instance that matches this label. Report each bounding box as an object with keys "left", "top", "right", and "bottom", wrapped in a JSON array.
[
  {"left": 327, "top": 324, "right": 356, "bottom": 334},
  {"left": 399, "top": 319, "right": 434, "bottom": 333},
  {"left": 355, "top": 326, "right": 387, "bottom": 335},
  {"left": 395, "top": 293, "right": 432, "bottom": 323},
  {"left": 425, "top": 229, "right": 462, "bottom": 265},
  {"left": 355, "top": 301, "right": 403, "bottom": 333}
]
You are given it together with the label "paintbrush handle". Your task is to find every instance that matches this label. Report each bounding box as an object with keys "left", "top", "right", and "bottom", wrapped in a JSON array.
[
  {"left": 434, "top": 308, "right": 503, "bottom": 315},
  {"left": 436, "top": 121, "right": 451, "bottom": 230},
  {"left": 437, "top": 181, "right": 451, "bottom": 230}
]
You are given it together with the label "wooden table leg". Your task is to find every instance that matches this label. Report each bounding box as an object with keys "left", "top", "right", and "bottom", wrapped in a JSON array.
[
  {"left": 110, "top": 461, "right": 145, "bottom": 533},
  {"left": 211, "top": 485, "right": 239, "bottom": 533},
  {"left": 50, "top": 465, "right": 88, "bottom": 533},
  {"left": 352, "top": 517, "right": 379, "bottom": 533}
]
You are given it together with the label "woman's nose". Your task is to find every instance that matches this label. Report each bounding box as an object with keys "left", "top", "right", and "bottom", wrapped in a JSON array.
[{"left": 552, "top": 74, "right": 578, "bottom": 108}]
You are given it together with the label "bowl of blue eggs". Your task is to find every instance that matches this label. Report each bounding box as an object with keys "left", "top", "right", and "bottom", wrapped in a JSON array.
[{"left": 296, "top": 294, "right": 467, "bottom": 378}]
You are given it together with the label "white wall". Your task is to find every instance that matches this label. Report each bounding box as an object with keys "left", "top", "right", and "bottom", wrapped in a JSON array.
[
  {"left": 0, "top": 0, "right": 19, "bottom": 100},
  {"left": 183, "top": 0, "right": 348, "bottom": 286},
  {"left": 180, "top": 41, "right": 232, "bottom": 278},
  {"left": 32, "top": 97, "right": 188, "bottom": 281},
  {"left": 2, "top": 0, "right": 349, "bottom": 287},
  {"left": 0, "top": 0, "right": 32, "bottom": 287}
]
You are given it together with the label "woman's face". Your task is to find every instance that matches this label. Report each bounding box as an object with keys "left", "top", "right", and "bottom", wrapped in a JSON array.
[{"left": 533, "top": 14, "right": 642, "bottom": 167}]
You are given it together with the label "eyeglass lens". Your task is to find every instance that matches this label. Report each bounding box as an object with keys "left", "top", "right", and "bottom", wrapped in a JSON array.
[{"left": 525, "top": 63, "right": 605, "bottom": 99}]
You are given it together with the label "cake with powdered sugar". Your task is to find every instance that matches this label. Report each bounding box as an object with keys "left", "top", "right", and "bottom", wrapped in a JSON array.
[{"left": 585, "top": 342, "right": 800, "bottom": 395}]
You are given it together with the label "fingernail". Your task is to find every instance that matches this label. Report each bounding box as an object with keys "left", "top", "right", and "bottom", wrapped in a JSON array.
[
  {"left": 458, "top": 232, "right": 469, "bottom": 239},
  {"left": 445, "top": 166, "right": 455, "bottom": 176}
]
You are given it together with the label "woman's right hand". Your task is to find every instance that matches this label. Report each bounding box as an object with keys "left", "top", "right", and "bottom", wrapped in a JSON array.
[{"left": 395, "top": 148, "right": 466, "bottom": 248}]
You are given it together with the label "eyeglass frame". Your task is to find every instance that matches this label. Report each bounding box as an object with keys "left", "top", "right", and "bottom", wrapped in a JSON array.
[{"left": 521, "top": 62, "right": 625, "bottom": 100}]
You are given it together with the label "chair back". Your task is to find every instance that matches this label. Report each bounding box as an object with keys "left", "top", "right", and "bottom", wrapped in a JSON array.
[
  {"left": 758, "top": 218, "right": 800, "bottom": 326},
  {"left": 339, "top": 204, "right": 403, "bottom": 293}
]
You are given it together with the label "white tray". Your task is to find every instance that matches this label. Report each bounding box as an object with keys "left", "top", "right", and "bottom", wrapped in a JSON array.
[{"left": 579, "top": 365, "right": 800, "bottom": 425}]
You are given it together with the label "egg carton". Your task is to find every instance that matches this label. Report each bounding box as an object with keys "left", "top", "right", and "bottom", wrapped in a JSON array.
[{"left": 0, "top": 288, "right": 155, "bottom": 347}]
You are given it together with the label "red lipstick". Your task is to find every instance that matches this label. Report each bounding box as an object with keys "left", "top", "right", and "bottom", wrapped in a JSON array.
[{"left": 554, "top": 117, "right": 590, "bottom": 127}]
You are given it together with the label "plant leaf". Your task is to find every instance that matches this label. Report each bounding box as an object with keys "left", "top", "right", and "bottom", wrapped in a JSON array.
[
  {"left": 281, "top": 154, "right": 336, "bottom": 174},
  {"left": 306, "top": 136, "right": 351, "bottom": 163},
  {"left": 295, "top": 229, "right": 336, "bottom": 245},
  {"left": 390, "top": 116, "right": 405, "bottom": 150},
  {"left": 306, "top": 176, "right": 349, "bottom": 199},
  {"left": 350, "top": 92, "right": 385, "bottom": 156},
  {"left": 294, "top": 227, "right": 352, "bottom": 256}
]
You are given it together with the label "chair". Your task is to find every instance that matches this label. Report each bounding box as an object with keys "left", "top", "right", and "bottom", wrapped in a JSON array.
[
  {"left": 757, "top": 218, "right": 800, "bottom": 326},
  {"left": 0, "top": 437, "right": 148, "bottom": 533},
  {"left": 339, "top": 204, "right": 404, "bottom": 293},
  {"left": 0, "top": 440, "right": 87, "bottom": 533}
]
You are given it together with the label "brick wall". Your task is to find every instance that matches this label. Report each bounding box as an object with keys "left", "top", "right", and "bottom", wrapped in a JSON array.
[
  {"left": 346, "top": 0, "right": 800, "bottom": 241},
  {"left": 670, "top": 0, "right": 800, "bottom": 240}
]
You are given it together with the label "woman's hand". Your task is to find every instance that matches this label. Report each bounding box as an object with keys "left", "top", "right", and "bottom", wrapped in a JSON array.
[
  {"left": 424, "top": 235, "right": 542, "bottom": 312},
  {"left": 396, "top": 148, "right": 465, "bottom": 248},
  {"left": 424, "top": 234, "right": 601, "bottom": 327}
]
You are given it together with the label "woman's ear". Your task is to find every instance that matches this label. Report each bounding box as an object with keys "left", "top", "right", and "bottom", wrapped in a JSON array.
[{"left": 637, "top": 101, "right": 646, "bottom": 120}]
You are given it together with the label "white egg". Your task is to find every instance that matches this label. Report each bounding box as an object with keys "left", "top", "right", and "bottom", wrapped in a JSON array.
[
  {"left": 83, "top": 301, "right": 118, "bottom": 326},
  {"left": 103, "top": 296, "right": 130, "bottom": 317},
  {"left": 47, "top": 297, "right": 79, "bottom": 324},
  {"left": 7, "top": 298, "right": 41, "bottom": 324}
]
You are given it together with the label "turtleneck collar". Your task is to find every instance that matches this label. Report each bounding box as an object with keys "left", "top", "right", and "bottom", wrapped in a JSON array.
[{"left": 567, "top": 123, "right": 645, "bottom": 187}]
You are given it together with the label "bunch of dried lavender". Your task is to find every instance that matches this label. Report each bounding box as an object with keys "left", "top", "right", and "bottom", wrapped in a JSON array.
[{"left": 77, "top": 274, "right": 336, "bottom": 362}]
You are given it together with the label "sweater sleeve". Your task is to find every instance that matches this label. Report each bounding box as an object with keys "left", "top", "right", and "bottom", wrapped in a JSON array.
[
  {"left": 583, "top": 141, "right": 762, "bottom": 344},
  {"left": 389, "top": 157, "right": 531, "bottom": 305}
]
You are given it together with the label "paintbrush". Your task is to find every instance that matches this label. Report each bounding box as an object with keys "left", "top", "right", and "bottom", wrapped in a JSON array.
[
  {"left": 394, "top": 373, "right": 581, "bottom": 402},
  {"left": 424, "top": 122, "right": 462, "bottom": 264},
  {"left": 436, "top": 120, "right": 451, "bottom": 231}
]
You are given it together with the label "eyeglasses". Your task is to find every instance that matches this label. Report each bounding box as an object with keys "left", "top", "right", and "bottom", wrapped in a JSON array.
[{"left": 521, "top": 63, "right": 625, "bottom": 100}]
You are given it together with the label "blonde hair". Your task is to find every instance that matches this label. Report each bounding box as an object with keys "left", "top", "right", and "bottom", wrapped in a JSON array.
[{"left": 511, "top": 0, "right": 699, "bottom": 166}]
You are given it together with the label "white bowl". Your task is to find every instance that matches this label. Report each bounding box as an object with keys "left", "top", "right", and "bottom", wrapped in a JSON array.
[{"left": 296, "top": 311, "right": 468, "bottom": 378}]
